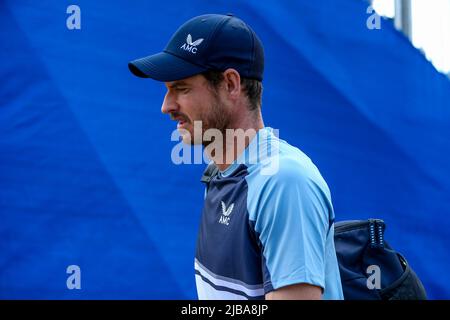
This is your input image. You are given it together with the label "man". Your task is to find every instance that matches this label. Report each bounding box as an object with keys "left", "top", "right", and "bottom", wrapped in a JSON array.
[{"left": 129, "top": 13, "right": 343, "bottom": 300}]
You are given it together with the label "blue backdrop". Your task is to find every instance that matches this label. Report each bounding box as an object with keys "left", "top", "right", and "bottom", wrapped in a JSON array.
[{"left": 1, "top": 0, "right": 449, "bottom": 299}]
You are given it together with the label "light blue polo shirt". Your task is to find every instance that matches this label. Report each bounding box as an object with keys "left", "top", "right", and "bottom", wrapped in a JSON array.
[{"left": 195, "top": 127, "right": 343, "bottom": 300}]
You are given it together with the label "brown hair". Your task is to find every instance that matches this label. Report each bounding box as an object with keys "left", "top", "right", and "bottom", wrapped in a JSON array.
[{"left": 202, "top": 70, "right": 263, "bottom": 111}]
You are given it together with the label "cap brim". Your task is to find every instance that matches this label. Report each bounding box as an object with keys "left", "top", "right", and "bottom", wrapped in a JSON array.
[{"left": 128, "top": 51, "right": 207, "bottom": 82}]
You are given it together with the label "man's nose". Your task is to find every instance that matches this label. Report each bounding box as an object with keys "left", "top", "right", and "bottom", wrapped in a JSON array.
[{"left": 161, "top": 92, "right": 178, "bottom": 114}]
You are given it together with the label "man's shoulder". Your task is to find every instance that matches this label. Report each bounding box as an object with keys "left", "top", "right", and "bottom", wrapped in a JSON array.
[
  {"left": 251, "top": 139, "right": 322, "bottom": 181},
  {"left": 245, "top": 140, "right": 334, "bottom": 226},
  {"left": 246, "top": 140, "right": 331, "bottom": 212}
]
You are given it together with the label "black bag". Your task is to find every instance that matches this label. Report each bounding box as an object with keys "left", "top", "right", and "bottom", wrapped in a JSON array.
[{"left": 334, "top": 219, "right": 427, "bottom": 300}]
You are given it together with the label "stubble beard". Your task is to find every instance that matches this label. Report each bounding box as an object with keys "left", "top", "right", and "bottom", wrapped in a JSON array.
[{"left": 186, "top": 96, "right": 230, "bottom": 148}]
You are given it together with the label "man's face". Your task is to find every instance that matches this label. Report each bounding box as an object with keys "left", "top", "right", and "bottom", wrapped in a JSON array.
[{"left": 162, "top": 74, "right": 230, "bottom": 145}]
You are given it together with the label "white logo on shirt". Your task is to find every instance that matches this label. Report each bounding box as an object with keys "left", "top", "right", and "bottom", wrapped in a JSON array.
[{"left": 219, "top": 201, "right": 234, "bottom": 225}]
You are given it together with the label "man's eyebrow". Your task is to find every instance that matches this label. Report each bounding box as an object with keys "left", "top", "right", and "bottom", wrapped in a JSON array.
[{"left": 167, "top": 81, "right": 190, "bottom": 88}]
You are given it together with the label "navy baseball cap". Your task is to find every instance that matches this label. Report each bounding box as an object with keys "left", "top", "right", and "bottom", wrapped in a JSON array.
[{"left": 128, "top": 14, "right": 264, "bottom": 82}]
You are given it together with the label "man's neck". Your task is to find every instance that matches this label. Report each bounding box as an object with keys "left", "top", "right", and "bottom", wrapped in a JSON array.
[{"left": 210, "top": 116, "right": 265, "bottom": 172}]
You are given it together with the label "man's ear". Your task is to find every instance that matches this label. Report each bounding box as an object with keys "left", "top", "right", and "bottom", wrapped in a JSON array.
[{"left": 222, "top": 68, "right": 241, "bottom": 99}]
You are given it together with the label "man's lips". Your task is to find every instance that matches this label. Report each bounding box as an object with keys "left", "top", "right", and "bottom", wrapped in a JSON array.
[
  {"left": 170, "top": 113, "right": 190, "bottom": 129},
  {"left": 177, "top": 120, "right": 187, "bottom": 129},
  {"left": 174, "top": 117, "right": 189, "bottom": 129}
]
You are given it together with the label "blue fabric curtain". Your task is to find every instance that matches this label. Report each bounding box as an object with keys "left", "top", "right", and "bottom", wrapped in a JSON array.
[{"left": 1, "top": 0, "right": 449, "bottom": 299}]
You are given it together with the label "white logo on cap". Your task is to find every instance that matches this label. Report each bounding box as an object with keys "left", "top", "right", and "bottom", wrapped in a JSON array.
[{"left": 180, "top": 34, "right": 204, "bottom": 54}]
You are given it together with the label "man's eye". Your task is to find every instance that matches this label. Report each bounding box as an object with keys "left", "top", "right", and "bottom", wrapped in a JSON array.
[{"left": 177, "top": 88, "right": 190, "bottom": 93}]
